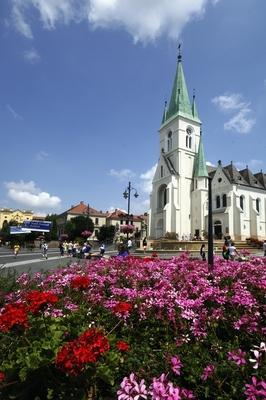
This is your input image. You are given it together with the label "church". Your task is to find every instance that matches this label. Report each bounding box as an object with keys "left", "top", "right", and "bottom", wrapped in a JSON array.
[{"left": 149, "top": 50, "right": 266, "bottom": 241}]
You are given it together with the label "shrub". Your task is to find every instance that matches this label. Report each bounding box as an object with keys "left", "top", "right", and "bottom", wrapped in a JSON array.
[{"left": 0, "top": 255, "right": 265, "bottom": 399}]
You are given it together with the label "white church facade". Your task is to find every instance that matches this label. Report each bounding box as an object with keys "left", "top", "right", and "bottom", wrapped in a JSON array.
[{"left": 149, "top": 51, "right": 266, "bottom": 241}]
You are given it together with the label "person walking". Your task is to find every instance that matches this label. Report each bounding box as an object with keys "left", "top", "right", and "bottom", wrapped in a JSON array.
[
  {"left": 200, "top": 244, "right": 206, "bottom": 261},
  {"left": 127, "top": 238, "right": 133, "bottom": 253},
  {"left": 99, "top": 243, "right": 105, "bottom": 257},
  {"left": 13, "top": 244, "right": 20, "bottom": 258},
  {"left": 142, "top": 237, "right": 147, "bottom": 254},
  {"left": 42, "top": 242, "right": 48, "bottom": 260},
  {"left": 263, "top": 239, "right": 266, "bottom": 257},
  {"left": 222, "top": 239, "right": 229, "bottom": 260}
]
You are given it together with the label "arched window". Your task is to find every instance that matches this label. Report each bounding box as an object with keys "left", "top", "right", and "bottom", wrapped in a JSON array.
[
  {"left": 186, "top": 127, "right": 192, "bottom": 149},
  {"left": 161, "top": 165, "right": 163, "bottom": 178},
  {"left": 256, "top": 198, "right": 260, "bottom": 213},
  {"left": 222, "top": 194, "right": 227, "bottom": 207},
  {"left": 240, "top": 195, "right": 244, "bottom": 210},
  {"left": 167, "top": 132, "right": 172, "bottom": 152},
  {"left": 157, "top": 184, "right": 168, "bottom": 209},
  {"left": 216, "top": 195, "right": 221, "bottom": 209}
]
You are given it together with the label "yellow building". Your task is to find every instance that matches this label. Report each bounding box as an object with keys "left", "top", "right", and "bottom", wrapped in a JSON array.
[{"left": 0, "top": 208, "right": 34, "bottom": 228}]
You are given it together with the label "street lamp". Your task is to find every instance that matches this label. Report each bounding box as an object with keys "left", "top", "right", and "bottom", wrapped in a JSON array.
[
  {"left": 123, "top": 181, "right": 139, "bottom": 239},
  {"left": 207, "top": 177, "right": 214, "bottom": 271}
]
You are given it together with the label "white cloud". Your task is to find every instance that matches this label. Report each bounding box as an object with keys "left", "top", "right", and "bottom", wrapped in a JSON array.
[
  {"left": 212, "top": 93, "right": 246, "bottom": 111},
  {"left": 35, "top": 151, "right": 49, "bottom": 161},
  {"left": 6, "top": 104, "right": 22, "bottom": 120},
  {"left": 109, "top": 168, "right": 135, "bottom": 180},
  {"left": 235, "top": 159, "right": 263, "bottom": 171},
  {"left": 11, "top": 0, "right": 220, "bottom": 42},
  {"left": 140, "top": 164, "right": 157, "bottom": 194},
  {"left": 212, "top": 92, "right": 256, "bottom": 134},
  {"left": 206, "top": 161, "right": 215, "bottom": 167},
  {"left": 23, "top": 48, "right": 40, "bottom": 63},
  {"left": 224, "top": 108, "right": 255, "bottom": 134},
  {"left": 12, "top": 1, "right": 33, "bottom": 39},
  {"left": 5, "top": 180, "right": 61, "bottom": 209}
]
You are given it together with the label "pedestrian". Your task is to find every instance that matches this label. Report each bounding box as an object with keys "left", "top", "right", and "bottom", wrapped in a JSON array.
[
  {"left": 42, "top": 242, "right": 48, "bottom": 260},
  {"left": 127, "top": 238, "right": 133, "bottom": 253},
  {"left": 263, "top": 240, "right": 266, "bottom": 257},
  {"left": 59, "top": 242, "right": 64, "bottom": 257},
  {"left": 99, "top": 243, "right": 105, "bottom": 257},
  {"left": 200, "top": 244, "right": 206, "bottom": 261},
  {"left": 228, "top": 241, "right": 239, "bottom": 260},
  {"left": 13, "top": 244, "right": 20, "bottom": 258},
  {"left": 222, "top": 239, "right": 229, "bottom": 260},
  {"left": 142, "top": 237, "right": 147, "bottom": 254}
]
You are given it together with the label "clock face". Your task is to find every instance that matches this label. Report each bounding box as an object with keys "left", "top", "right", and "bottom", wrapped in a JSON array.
[{"left": 186, "top": 127, "right": 192, "bottom": 135}]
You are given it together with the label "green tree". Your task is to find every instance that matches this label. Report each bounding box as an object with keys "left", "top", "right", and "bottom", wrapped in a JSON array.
[
  {"left": 64, "top": 216, "right": 94, "bottom": 241},
  {"left": 96, "top": 225, "right": 115, "bottom": 243},
  {"left": 45, "top": 214, "right": 58, "bottom": 241}
]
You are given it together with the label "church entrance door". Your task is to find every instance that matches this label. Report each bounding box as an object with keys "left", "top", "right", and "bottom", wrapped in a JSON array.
[{"left": 214, "top": 220, "right": 222, "bottom": 239}]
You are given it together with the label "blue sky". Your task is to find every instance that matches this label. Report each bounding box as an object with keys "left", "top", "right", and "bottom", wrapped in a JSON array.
[{"left": 1, "top": 0, "right": 266, "bottom": 216}]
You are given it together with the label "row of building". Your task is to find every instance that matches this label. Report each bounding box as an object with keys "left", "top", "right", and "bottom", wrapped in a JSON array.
[{"left": 0, "top": 201, "right": 147, "bottom": 240}]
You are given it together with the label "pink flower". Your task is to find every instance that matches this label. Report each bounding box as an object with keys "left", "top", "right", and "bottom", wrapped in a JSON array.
[
  {"left": 117, "top": 373, "right": 147, "bottom": 400},
  {"left": 171, "top": 356, "right": 182, "bottom": 376},
  {"left": 201, "top": 364, "right": 215, "bottom": 381},
  {"left": 228, "top": 349, "right": 247, "bottom": 366},
  {"left": 244, "top": 376, "right": 266, "bottom": 400}
]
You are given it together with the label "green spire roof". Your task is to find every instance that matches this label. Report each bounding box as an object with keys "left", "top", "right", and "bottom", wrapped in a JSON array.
[
  {"left": 161, "top": 101, "right": 168, "bottom": 124},
  {"left": 194, "top": 133, "right": 208, "bottom": 178},
  {"left": 167, "top": 54, "right": 193, "bottom": 120},
  {"left": 192, "top": 93, "right": 199, "bottom": 119}
]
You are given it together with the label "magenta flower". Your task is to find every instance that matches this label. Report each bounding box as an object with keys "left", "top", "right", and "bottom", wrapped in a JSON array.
[
  {"left": 171, "top": 356, "right": 182, "bottom": 376},
  {"left": 228, "top": 349, "right": 247, "bottom": 366},
  {"left": 201, "top": 364, "right": 215, "bottom": 381},
  {"left": 117, "top": 373, "right": 147, "bottom": 400},
  {"left": 244, "top": 376, "right": 266, "bottom": 400}
]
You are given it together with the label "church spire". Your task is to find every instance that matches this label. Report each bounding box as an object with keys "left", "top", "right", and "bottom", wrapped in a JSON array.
[
  {"left": 192, "top": 89, "right": 199, "bottom": 119},
  {"left": 194, "top": 131, "right": 208, "bottom": 178},
  {"left": 167, "top": 44, "right": 193, "bottom": 120},
  {"left": 161, "top": 100, "right": 168, "bottom": 124}
]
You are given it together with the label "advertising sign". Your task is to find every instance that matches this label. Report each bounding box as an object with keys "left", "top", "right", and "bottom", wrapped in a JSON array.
[
  {"left": 10, "top": 227, "right": 31, "bottom": 235},
  {"left": 22, "top": 220, "right": 52, "bottom": 232}
]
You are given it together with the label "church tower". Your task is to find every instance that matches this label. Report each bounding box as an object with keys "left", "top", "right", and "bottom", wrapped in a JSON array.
[{"left": 149, "top": 48, "right": 208, "bottom": 239}]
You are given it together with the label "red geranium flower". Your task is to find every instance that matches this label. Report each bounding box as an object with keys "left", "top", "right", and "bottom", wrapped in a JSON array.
[
  {"left": 0, "top": 371, "right": 5, "bottom": 382},
  {"left": 0, "top": 303, "right": 28, "bottom": 333},
  {"left": 71, "top": 275, "right": 91, "bottom": 290},
  {"left": 113, "top": 302, "right": 133, "bottom": 314},
  {"left": 55, "top": 328, "right": 109, "bottom": 376},
  {"left": 116, "top": 340, "right": 130, "bottom": 352},
  {"left": 26, "top": 290, "right": 58, "bottom": 314}
]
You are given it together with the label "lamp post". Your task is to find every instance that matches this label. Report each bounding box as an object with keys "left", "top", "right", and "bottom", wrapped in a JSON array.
[
  {"left": 123, "top": 181, "right": 139, "bottom": 239},
  {"left": 207, "top": 177, "right": 214, "bottom": 271}
]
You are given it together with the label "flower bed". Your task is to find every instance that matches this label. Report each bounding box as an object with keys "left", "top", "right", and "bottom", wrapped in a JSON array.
[{"left": 0, "top": 254, "right": 265, "bottom": 399}]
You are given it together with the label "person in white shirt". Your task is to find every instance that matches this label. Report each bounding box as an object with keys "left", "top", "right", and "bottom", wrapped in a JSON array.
[
  {"left": 228, "top": 242, "right": 239, "bottom": 260},
  {"left": 127, "top": 238, "right": 132, "bottom": 253}
]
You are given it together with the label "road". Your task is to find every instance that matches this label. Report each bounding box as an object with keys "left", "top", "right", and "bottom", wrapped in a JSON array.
[{"left": 0, "top": 246, "right": 264, "bottom": 276}]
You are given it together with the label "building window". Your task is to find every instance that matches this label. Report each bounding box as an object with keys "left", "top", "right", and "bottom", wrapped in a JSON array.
[
  {"left": 158, "top": 184, "right": 168, "bottom": 209},
  {"left": 95, "top": 218, "right": 99, "bottom": 225},
  {"left": 161, "top": 165, "right": 163, "bottom": 178},
  {"left": 240, "top": 195, "right": 244, "bottom": 210},
  {"left": 120, "top": 220, "right": 123, "bottom": 225},
  {"left": 167, "top": 131, "right": 172, "bottom": 152},
  {"left": 186, "top": 127, "right": 192, "bottom": 149},
  {"left": 222, "top": 194, "right": 227, "bottom": 207},
  {"left": 256, "top": 198, "right": 260, "bottom": 213},
  {"left": 95, "top": 229, "right": 98, "bottom": 236},
  {"left": 216, "top": 195, "right": 221, "bottom": 209},
  {"left": 195, "top": 179, "right": 198, "bottom": 189}
]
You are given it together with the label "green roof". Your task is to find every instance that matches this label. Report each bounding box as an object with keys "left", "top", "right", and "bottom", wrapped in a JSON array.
[
  {"left": 160, "top": 52, "right": 201, "bottom": 126},
  {"left": 167, "top": 55, "right": 193, "bottom": 120},
  {"left": 194, "top": 134, "right": 208, "bottom": 178}
]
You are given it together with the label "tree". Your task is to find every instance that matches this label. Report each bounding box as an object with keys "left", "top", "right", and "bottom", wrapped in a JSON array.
[
  {"left": 96, "top": 225, "right": 115, "bottom": 243},
  {"left": 64, "top": 216, "right": 94, "bottom": 241},
  {"left": 45, "top": 214, "right": 58, "bottom": 241}
]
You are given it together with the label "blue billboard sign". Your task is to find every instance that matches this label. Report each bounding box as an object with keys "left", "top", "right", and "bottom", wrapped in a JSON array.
[
  {"left": 22, "top": 220, "right": 52, "bottom": 232},
  {"left": 10, "top": 226, "right": 31, "bottom": 234}
]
